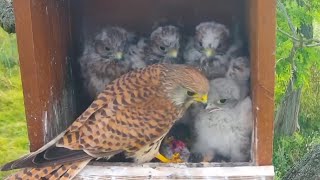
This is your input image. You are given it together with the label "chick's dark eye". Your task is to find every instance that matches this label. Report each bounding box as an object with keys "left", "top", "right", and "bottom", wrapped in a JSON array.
[
  {"left": 105, "top": 47, "right": 111, "bottom": 51},
  {"left": 219, "top": 99, "right": 227, "bottom": 104},
  {"left": 199, "top": 42, "right": 203, "bottom": 47},
  {"left": 233, "top": 65, "right": 242, "bottom": 71},
  {"left": 159, "top": 46, "right": 166, "bottom": 51},
  {"left": 187, "top": 91, "right": 196, "bottom": 96}
]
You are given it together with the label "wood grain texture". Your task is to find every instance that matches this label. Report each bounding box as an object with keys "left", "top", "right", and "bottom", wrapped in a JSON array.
[
  {"left": 248, "top": 0, "right": 276, "bottom": 165},
  {"left": 75, "top": 163, "right": 274, "bottom": 179},
  {"left": 74, "top": 0, "right": 246, "bottom": 34},
  {"left": 13, "top": 0, "right": 77, "bottom": 151}
]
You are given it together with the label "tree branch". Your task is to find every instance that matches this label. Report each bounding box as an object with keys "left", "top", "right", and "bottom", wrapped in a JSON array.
[
  {"left": 277, "top": 28, "right": 299, "bottom": 41},
  {"left": 277, "top": 28, "right": 320, "bottom": 48},
  {"left": 277, "top": 0, "right": 298, "bottom": 38},
  {"left": 305, "top": 43, "right": 320, "bottom": 47}
]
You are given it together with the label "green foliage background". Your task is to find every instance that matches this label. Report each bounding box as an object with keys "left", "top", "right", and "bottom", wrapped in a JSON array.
[
  {"left": 275, "top": 0, "right": 320, "bottom": 101},
  {"left": 0, "top": 1, "right": 319, "bottom": 179},
  {"left": 274, "top": 0, "right": 320, "bottom": 179}
]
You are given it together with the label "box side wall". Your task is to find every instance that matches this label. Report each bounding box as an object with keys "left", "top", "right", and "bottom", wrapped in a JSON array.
[
  {"left": 248, "top": 0, "right": 276, "bottom": 165},
  {"left": 13, "top": 0, "right": 77, "bottom": 151}
]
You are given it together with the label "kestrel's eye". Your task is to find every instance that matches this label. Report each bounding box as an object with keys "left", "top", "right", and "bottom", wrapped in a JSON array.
[
  {"left": 159, "top": 46, "right": 166, "bottom": 51},
  {"left": 105, "top": 47, "right": 111, "bottom": 51},
  {"left": 218, "top": 99, "right": 227, "bottom": 104},
  {"left": 187, "top": 91, "right": 196, "bottom": 96},
  {"left": 199, "top": 42, "right": 203, "bottom": 47}
]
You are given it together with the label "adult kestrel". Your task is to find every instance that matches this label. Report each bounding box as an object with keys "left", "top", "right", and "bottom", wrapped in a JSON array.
[
  {"left": 79, "top": 26, "right": 145, "bottom": 100},
  {"left": 184, "top": 21, "right": 231, "bottom": 79},
  {"left": 192, "top": 78, "right": 252, "bottom": 162},
  {"left": 1, "top": 64, "right": 209, "bottom": 179}
]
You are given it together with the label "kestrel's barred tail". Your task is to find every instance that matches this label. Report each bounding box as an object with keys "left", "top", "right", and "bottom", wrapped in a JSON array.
[{"left": 5, "top": 159, "right": 91, "bottom": 180}]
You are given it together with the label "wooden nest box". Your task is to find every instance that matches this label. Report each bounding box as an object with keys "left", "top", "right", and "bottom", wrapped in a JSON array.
[{"left": 13, "top": 0, "right": 275, "bottom": 179}]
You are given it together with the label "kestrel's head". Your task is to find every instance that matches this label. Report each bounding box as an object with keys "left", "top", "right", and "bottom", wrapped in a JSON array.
[
  {"left": 194, "top": 22, "right": 230, "bottom": 58},
  {"left": 163, "top": 64, "right": 209, "bottom": 108},
  {"left": 226, "top": 56, "right": 251, "bottom": 81},
  {"left": 94, "top": 27, "right": 130, "bottom": 61},
  {"left": 206, "top": 78, "right": 241, "bottom": 112},
  {"left": 149, "top": 25, "right": 180, "bottom": 61}
]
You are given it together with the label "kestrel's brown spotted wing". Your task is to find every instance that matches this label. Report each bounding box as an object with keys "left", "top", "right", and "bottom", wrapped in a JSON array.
[
  {"left": 1, "top": 63, "right": 209, "bottom": 179},
  {"left": 60, "top": 64, "right": 175, "bottom": 155},
  {"left": 68, "top": 64, "right": 164, "bottom": 132}
]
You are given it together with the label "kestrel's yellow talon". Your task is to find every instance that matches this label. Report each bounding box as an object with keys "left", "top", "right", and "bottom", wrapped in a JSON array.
[
  {"left": 171, "top": 153, "right": 184, "bottom": 163},
  {"left": 156, "top": 153, "right": 170, "bottom": 163},
  {"left": 156, "top": 153, "right": 184, "bottom": 163}
]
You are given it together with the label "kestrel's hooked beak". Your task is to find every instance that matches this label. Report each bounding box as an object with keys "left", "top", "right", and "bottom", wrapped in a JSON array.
[
  {"left": 167, "top": 49, "right": 178, "bottom": 58},
  {"left": 114, "top": 52, "right": 123, "bottom": 60},
  {"left": 194, "top": 94, "right": 208, "bottom": 105},
  {"left": 203, "top": 48, "right": 215, "bottom": 58}
]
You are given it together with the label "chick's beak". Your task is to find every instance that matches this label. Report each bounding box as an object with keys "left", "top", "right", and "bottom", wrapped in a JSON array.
[
  {"left": 204, "top": 48, "right": 215, "bottom": 58},
  {"left": 167, "top": 49, "right": 178, "bottom": 58},
  {"left": 205, "top": 103, "right": 220, "bottom": 112},
  {"left": 194, "top": 94, "right": 208, "bottom": 105},
  {"left": 114, "top": 52, "right": 123, "bottom": 60}
]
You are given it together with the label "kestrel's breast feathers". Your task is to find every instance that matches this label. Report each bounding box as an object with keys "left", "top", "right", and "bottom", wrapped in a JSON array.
[{"left": 58, "top": 64, "right": 179, "bottom": 157}]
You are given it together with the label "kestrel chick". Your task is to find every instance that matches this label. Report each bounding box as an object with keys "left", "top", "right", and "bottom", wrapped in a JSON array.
[
  {"left": 79, "top": 26, "right": 144, "bottom": 100},
  {"left": 192, "top": 78, "right": 253, "bottom": 162},
  {"left": 226, "top": 56, "right": 250, "bottom": 99},
  {"left": 2, "top": 64, "right": 209, "bottom": 179},
  {"left": 226, "top": 56, "right": 250, "bottom": 82},
  {"left": 184, "top": 21, "right": 231, "bottom": 79},
  {"left": 143, "top": 25, "right": 181, "bottom": 65}
]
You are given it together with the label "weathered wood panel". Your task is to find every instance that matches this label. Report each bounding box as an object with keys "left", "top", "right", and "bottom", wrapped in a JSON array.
[
  {"left": 75, "top": 163, "right": 274, "bottom": 179},
  {"left": 75, "top": 0, "right": 246, "bottom": 33},
  {"left": 249, "top": 0, "right": 276, "bottom": 165},
  {"left": 13, "top": 0, "right": 77, "bottom": 151}
]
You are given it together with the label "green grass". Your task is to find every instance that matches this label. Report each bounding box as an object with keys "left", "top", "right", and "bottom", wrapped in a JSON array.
[
  {"left": 273, "top": 69, "right": 320, "bottom": 179},
  {"left": 0, "top": 28, "right": 29, "bottom": 179},
  {"left": 273, "top": 120, "right": 320, "bottom": 179}
]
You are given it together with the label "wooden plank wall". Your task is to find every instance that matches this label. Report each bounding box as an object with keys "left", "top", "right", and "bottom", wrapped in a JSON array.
[
  {"left": 13, "top": 0, "right": 77, "bottom": 151},
  {"left": 249, "top": 0, "right": 276, "bottom": 165}
]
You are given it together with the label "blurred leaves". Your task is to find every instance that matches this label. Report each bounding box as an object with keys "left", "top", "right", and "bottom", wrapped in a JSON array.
[
  {"left": 276, "top": 0, "right": 320, "bottom": 102},
  {"left": 274, "top": 0, "right": 320, "bottom": 179}
]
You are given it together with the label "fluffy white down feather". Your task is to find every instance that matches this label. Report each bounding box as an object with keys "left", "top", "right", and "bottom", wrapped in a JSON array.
[{"left": 192, "top": 78, "right": 253, "bottom": 162}]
